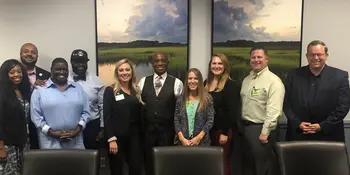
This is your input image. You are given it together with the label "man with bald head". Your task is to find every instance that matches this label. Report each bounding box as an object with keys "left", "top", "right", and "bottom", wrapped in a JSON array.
[
  {"left": 138, "top": 52, "right": 183, "bottom": 175},
  {"left": 20, "top": 43, "right": 51, "bottom": 88},
  {"left": 20, "top": 43, "right": 51, "bottom": 150}
]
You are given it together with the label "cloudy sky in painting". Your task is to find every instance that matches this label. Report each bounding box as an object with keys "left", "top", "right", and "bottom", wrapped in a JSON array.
[
  {"left": 97, "top": 0, "right": 188, "bottom": 43},
  {"left": 213, "top": 0, "right": 302, "bottom": 42}
]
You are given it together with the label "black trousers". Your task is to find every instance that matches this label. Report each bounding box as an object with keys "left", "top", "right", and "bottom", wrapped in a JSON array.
[
  {"left": 144, "top": 126, "right": 175, "bottom": 175},
  {"left": 83, "top": 118, "right": 101, "bottom": 149},
  {"left": 109, "top": 128, "right": 142, "bottom": 175},
  {"left": 29, "top": 121, "right": 39, "bottom": 149},
  {"left": 241, "top": 122, "right": 278, "bottom": 175},
  {"left": 230, "top": 124, "right": 244, "bottom": 175}
]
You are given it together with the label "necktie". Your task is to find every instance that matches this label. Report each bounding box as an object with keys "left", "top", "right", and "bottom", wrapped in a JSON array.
[
  {"left": 73, "top": 75, "right": 86, "bottom": 82},
  {"left": 155, "top": 76, "right": 163, "bottom": 96}
]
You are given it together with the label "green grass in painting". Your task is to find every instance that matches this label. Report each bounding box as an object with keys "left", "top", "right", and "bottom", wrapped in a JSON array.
[
  {"left": 97, "top": 46, "right": 300, "bottom": 82},
  {"left": 213, "top": 47, "right": 300, "bottom": 83},
  {"left": 98, "top": 46, "right": 187, "bottom": 69}
]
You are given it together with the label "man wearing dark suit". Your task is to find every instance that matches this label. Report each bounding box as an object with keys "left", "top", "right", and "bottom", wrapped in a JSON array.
[
  {"left": 20, "top": 43, "right": 51, "bottom": 149},
  {"left": 138, "top": 52, "right": 183, "bottom": 175},
  {"left": 284, "top": 40, "right": 350, "bottom": 142}
]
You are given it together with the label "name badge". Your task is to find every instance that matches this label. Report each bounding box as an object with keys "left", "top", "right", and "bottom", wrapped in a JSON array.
[
  {"left": 251, "top": 87, "right": 261, "bottom": 96},
  {"left": 115, "top": 94, "right": 125, "bottom": 101}
]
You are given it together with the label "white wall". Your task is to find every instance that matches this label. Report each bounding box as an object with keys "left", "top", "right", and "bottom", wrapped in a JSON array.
[
  {"left": 189, "top": 0, "right": 212, "bottom": 78},
  {"left": 0, "top": 0, "right": 97, "bottom": 75},
  {"left": 301, "top": 0, "right": 350, "bottom": 69}
]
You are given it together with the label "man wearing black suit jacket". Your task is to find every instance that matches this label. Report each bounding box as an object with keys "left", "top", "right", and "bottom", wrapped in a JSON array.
[
  {"left": 284, "top": 40, "right": 350, "bottom": 142},
  {"left": 20, "top": 43, "right": 51, "bottom": 149}
]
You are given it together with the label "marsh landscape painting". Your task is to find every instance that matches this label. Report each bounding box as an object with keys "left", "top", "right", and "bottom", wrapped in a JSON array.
[
  {"left": 96, "top": 0, "right": 188, "bottom": 85},
  {"left": 213, "top": 0, "right": 303, "bottom": 83}
]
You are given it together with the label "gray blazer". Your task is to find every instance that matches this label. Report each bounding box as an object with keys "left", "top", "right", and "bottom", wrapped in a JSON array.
[{"left": 174, "top": 95, "right": 215, "bottom": 146}]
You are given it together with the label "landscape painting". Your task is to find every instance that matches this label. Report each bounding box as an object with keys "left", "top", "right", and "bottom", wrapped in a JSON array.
[
  {"left": 212, "top": 0, "right": 303, "bottom": 83},
  {"left": 96, "top": 0, "right": 189, "bottom": 85}
]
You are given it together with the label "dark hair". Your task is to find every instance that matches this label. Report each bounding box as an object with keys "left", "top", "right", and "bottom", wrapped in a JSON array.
[
  {"left": 152, "top": 52, "right": 168, "bottom": 62},
  {"left": 249, "top": 45, "right": 268, "bottom": 56},
  {"left": 307, "top": 40, "right": 328, "bottom": 54},
  {"left": 0, "top": 59, "right": 31, "bottom": 111},
  {"left": 51, "top": 57, "right": 68, "bottom": 67}
]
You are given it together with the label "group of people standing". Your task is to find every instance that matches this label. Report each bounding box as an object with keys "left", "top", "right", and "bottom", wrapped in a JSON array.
[{"left": 0, "top": 39, "right": 349, "bottom": 175}]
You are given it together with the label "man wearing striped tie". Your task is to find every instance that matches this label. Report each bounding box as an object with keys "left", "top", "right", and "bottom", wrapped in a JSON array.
[{"left": 138, "top": 52, "right": 183, "bottom": 175}]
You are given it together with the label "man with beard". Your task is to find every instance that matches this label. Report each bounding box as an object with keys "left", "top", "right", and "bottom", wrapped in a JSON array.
[
  {"left": 20, "top": 43, "right": 51, "bottom": 88},
  {"left": 20, "top": 43, "right": 50, "bottom": 149},
  {"left": 68, "top": 49, "right": 105, "bottom": 150},
  {"left": 30, "top": 58, "right": 90, "bottom": 149},
  {"left": 284, "top": 40, "right": 350, "bottom": 142},
  {"left": 138, "top": 52, "right": 183, "bottom": 175}
]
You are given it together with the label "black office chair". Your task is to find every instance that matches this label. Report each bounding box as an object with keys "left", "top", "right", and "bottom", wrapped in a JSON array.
[
  {"left": 23, "top": 149, "right": 99, "bottom": 175},
  {"left": 153, "top": 146, "right": 224, "bottom": 175},
  {"left": 276, "top": 141, "right": 350, "bottom": 175}
]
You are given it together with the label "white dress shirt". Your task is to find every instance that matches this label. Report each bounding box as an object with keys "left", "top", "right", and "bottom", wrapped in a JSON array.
[{"left": 68, "top": 72, "right": 106, "bottom": 127}]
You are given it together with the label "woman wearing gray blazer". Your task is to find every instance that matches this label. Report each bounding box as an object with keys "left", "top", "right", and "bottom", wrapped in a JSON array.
[{"left": 174, "top": 68, "right": 215, "bottom": 146}]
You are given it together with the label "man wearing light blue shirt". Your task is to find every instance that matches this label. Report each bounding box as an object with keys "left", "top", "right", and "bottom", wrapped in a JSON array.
[{"left": 31, "top": 58, "right": 90, "bottom": 149}]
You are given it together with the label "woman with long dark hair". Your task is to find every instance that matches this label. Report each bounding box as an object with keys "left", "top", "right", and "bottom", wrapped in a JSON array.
[{"left": 0, "top": 59, "right": 31, "bottom": 175}]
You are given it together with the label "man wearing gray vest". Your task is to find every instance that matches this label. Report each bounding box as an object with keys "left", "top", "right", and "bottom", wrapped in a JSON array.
[{"left": 138, "top": 52, "right": 183, "bottom": 175}]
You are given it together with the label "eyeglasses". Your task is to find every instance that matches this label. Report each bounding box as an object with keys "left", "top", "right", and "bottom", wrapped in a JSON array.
[{"left": 307, "top": 53, "right": 327, "bottom": 58}]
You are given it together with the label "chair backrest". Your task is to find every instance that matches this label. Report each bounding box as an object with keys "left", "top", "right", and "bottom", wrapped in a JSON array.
[
  {"left": 276, "top": 141, "right": 350, "bottom": 175},
  {"left": 23, "top": 149, "right": 99, "bottom": 175},
  {"left": 153, "top": 146, "right": 224, "bottom": 175}
]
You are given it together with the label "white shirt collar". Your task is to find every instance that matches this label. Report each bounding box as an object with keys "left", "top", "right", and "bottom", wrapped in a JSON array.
[
  {"left": 153, "top": 72, "right": 167, "bottom": 80},
  {"left": 70, "top": 71, "right": 90, "bottom": 77}
]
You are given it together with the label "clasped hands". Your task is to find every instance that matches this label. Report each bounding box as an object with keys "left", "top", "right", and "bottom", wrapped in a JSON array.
[
  {"left": 48, "top": 125, "right": 82, "bottom": 141},
  {"left": 299, "top": 122, "right": 321, "bottom": 134},
  {"left": 179, "top": 136, "right": 202, "bottom": 146}
]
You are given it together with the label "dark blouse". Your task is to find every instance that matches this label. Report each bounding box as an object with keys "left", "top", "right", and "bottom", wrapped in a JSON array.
[
  {"left": 205, "top": 79, "right": 241, "bottom": 135},
  {"left": 103, "top": 86, "right": 142, "bottom": 138}
]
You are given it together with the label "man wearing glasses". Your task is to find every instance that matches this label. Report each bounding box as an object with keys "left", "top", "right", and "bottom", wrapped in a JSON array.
[{"left": 284, "top": 40, "right": 350, "bottom": 142}]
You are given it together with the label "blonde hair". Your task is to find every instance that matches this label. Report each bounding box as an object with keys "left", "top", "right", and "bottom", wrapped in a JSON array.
[
  {"left": 205, "top": 53, "right": 231, "bottom": 92},
  {"left": 112, "top": 59, "right": 143, "bottom": 104},
  {"left": 181, "top": 68, "right": 209, "bottom": 112}
]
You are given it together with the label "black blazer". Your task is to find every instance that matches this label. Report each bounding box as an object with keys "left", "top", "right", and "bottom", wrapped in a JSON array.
[
  {"left": 0, "top": 96, "right": 28, "bottom": 146},
  {"left": 204, "top": 79, "right": 241, "bottom": 135},
  {"left": 103, "top": 86, "right": 142, "bottom": 140},
  {"left": 284, "top": 65, "right": 350, "bottom": 142},
  {"left": 35, "top": 66, "right": 51, "bottom": 80}
]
